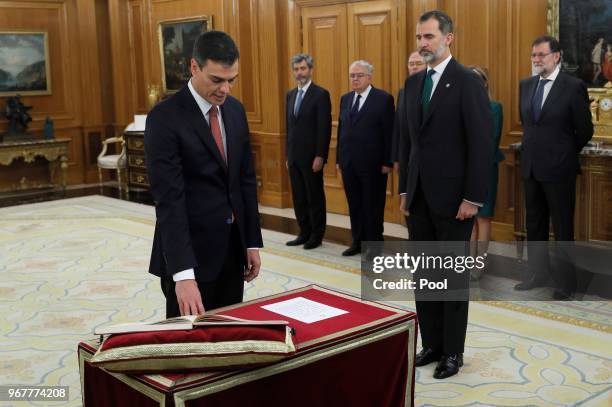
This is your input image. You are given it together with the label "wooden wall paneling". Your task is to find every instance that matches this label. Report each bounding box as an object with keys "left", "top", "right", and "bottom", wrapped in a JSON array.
[
  {"left": 252, "top": 0, "right": 291, "bottom": 207},
  {"left": 127, "top": 0, "right": 149, "bottom": 114},
  {"left": 108, "top": 0, "right": 135, "bottom": 127},
  {"left": 588, "top": 170, "right": 612, "bottom": 241},
  {"left": 301, "top": 4, "right": 349, "bottom": 214}
]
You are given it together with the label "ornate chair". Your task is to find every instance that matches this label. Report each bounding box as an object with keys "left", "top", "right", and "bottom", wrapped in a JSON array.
[{"left": 97, "top": 136, "right": 128, "bottom": 195}]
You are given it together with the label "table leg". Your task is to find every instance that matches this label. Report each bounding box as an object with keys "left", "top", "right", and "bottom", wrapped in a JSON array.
[{"left": 60, "top": 155, "right": 68, "bottom": 190}]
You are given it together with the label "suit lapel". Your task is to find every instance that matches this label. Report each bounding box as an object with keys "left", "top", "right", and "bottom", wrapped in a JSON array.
[
  {"left": 295, "top": 84, "right": 315, "bottom": 120},
  {"left": 538, "top": 73, "right": 564, "bottom": 121},
  {"left": 524, "top": 76, "right": 539, "bottom": 124},
  {"left": 352, "top": 88, "right": 374, "bottom": 125},
  {"left": 412, "top": 71, "right": 425, "bottom": 127},
  {"left": 221, "top": 103, "right": 237, "bottom": 180},
  {"left": 178, "top": 86, "right": 227, "bottom": 171},
  {"left": 288, "top": 88, "right": 297, "bottom": 121},
  {"left": 421, "top": 59, "right": 458, "bottom": 129}
]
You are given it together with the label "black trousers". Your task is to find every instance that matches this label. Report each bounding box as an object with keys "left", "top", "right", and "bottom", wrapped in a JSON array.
[
  {"left": 341, "top": 163, "right": 387, "bottom": 244},
  {"left": 161, "top": 224, "right": 245, "bottom": 318},
  {"left": 523, "top": 176, "right": 576, "bottom": 292},
  {"left": 407, "top": 182, "right": 473, "bottom": 355},
  {"left": 288, "top": 163, "right": 326, "bottom": 240}
]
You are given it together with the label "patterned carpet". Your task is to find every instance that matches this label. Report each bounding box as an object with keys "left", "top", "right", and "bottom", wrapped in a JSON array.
[{"left": 0, "top": 196, "right": 610, "bottom": 406}]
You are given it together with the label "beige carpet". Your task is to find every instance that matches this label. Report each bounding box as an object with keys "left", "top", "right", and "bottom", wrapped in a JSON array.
[{"left": 0, "top": 196, "right": 610, "bottom": 406}]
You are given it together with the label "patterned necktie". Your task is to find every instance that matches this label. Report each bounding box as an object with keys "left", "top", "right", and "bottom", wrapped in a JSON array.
[
  {"left": 208, "top": 106, "right": 226, "bottom": 163},
  {"left": 532, "top": 78, "right": 550, "bottom": 121},
  {"left": 294, "top": 88, "right": 304, "bottom": 116},
  {"left": 350, "top": 94, "right": 361, "bottom": 121},
  {"left": 421, "top": 69, "right": 436, "bottom": 114}
]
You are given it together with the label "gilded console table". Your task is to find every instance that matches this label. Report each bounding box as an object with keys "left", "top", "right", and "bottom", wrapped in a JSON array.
[{"left": 0, "top": 138, "right": 70, "bottom": 191}]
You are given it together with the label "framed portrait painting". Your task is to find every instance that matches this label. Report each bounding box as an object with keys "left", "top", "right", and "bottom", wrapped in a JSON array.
[
  {"left": 158, "top": 16, "right": 212, "bottom": 94},
  {"left": 0, "top": 31, "right": 51, "bottom": 96},
  {"left": 548, "top": 0, "right": 612, "bottom": 87}
]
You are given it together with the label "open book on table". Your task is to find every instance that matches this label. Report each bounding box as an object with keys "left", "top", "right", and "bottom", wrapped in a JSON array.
[{"left": 95, "top": 314, "right": 289, "bottom": 335}]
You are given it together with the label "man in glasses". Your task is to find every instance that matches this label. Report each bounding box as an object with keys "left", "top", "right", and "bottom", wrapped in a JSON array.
[
  {"left": 336, "top": 60, "right": 394, "bottom": 256},
  {"left": 515, "top": 35, "right": 593, "bottom": 299}
]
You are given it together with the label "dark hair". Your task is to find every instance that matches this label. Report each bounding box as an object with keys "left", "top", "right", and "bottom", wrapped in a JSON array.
[
  {"left": 419, "top": 10, "right": 453, "bottom": 35},
  {"left": 192, "top": 30, "right": 239, "bottom": 67},
  {"left": 532, "top": 35, "right": 561, "bottom": 53}
]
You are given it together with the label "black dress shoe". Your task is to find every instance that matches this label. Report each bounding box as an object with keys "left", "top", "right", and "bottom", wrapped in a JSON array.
[
  {"left": 552, "top": 289, "right": 573, "bottom": 300},
  {"left": 303, "top": 239, "right": 322, "bottom": 250},
  {"left": 433, "top": 354, "right": 463, "bottom": 379},
  {"left": 286, "top": 236, "right": 309, "bottom": 246},
  {"left": 415, "top": 348, "right": 441, "bottom": 367},
  {"left": 514, "top": 276, "right": 547, "bottom": 291},
  {"left": 342, "top": 245, "right": 361, "bottom": 256}
]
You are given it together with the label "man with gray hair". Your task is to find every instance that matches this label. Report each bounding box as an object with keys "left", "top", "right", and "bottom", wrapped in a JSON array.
[
  {"left": 336, "top": 60, "right": 394, "bottom": 256},
  {"left": 285, "top": 54, "right": 332, "bottom": 250}
]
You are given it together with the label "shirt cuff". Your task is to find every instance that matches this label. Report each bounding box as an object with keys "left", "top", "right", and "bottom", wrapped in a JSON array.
[
  {"left": 247, "top": 247, "right": 261, "bottom": 250},
  {"left": 463, "top": 198, "right": 483, "bottom": 207},
  {"left": 173, "top": 268, "right": 195, "bottom": 281}
]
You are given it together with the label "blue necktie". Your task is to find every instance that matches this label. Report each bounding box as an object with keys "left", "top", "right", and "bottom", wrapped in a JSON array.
[
  {"left": 532, "top": 78, "right": 550, "bottom": 121},
  {"left": 350, "top": 94, "right": 361, "bottom": 121},
  {"left": 294, "top": 89, "right": 304, "bottom": 116}
]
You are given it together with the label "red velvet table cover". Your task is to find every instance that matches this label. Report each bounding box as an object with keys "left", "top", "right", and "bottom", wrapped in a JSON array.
[{"left": 79, "top": 285, "right": 417, "bottom": 407}]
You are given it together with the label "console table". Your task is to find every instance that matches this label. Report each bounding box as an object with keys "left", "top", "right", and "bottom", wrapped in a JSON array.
[{"left": 0, "top": 138, "right": 70, "bottom": 191}]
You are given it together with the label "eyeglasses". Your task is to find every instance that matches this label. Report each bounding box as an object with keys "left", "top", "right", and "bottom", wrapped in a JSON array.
[
  {"left": 349, "top": 73, "right": 368, "bottom": 79},
  {"left": 530, "top": 52, "right": 553, "bottom": 59},
  {"left": 408, "top": 61, "right": 425, "bottom": 67}
]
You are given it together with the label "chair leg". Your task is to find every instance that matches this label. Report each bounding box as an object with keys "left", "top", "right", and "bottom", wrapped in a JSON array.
[
  {"left": 117, "top": 169, "right": 123, "bottom": 199},
  {"left": 98, "top": 167, "right": 103, "bottom": 194}
]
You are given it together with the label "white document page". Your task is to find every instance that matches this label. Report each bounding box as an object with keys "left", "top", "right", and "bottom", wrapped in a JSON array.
[{"left": 261, "top": 296, "right": 348, "bottom": 324}]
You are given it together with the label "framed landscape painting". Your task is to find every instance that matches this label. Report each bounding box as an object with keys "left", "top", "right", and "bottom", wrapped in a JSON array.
[
  {"left": 548, "top": 0, "right": 612, "bottom": 87},
  {"left": 158, "top": 16, "right": 212, "bottom": 94},
  {"left": 0, "top": 31, "right": 51, "bottom": 96}
]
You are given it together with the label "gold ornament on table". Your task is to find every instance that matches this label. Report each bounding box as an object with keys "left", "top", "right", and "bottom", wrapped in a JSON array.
[
  {"left": 147, "top": 84, "right": 162, "bottom": 109},
  {"left": 589, "top": 82, "right": 612, "bottom": 142}
]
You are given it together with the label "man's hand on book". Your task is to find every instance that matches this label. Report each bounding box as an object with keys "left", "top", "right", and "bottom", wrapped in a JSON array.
[
  {"left": 175, "top": 280, "right": 205, "bottom": 316},
  {"left": 245, "top": 249, "right": 261, "bottom": 282}
]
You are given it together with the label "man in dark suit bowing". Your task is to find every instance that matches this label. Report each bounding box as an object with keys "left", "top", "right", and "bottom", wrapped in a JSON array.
[
  {"left": 398, "top": 10, "right": 493, "bottom": 379},
  {"left": 285, "top": 54, "right": 332, "bottom": 250},
  {"left": 515, "top": 35, "right": 593, "bottom": 299},
  {"left": 145, "top": 31, "right": 263, "bottom": 318},
  {"left": 336, "top": 60, "right": 395, "bottom": 256}
]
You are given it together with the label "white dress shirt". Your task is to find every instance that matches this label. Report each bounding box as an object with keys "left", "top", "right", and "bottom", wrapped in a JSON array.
[
  {"left": 538, "top": 64, "right": 560, "bottom": 107},
  {"left": 351, "top": 84, "right": 372, "bottom": 111}
]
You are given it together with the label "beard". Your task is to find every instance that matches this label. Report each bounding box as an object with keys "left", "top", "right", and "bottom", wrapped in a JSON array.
[{"left": 420, "top": 43, "right": 446, "bottom": 64}]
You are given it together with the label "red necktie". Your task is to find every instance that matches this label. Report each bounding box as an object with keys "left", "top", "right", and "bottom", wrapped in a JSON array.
[{"left": 208, "top": 106, "right": 226, "bottom": 162}]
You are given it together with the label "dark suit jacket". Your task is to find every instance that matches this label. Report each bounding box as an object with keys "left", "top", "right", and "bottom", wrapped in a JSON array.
[
  {"left": 336, "top": 87, "right": 395, "bottom": 173},
  {"left": 398, "top": 58, "right": 493, "bottom": 217},
  {"left": 145, "top": 86, "right": 263, "bottom": 283},
  {"left": 286, "top": 83, "right": 332, "bottom": 166},
  {"left": 391, "top": 88, "right": 405, "bottom": 163},
  {"left": 519, "top": 71, "right": 593, "bottom": 182}
]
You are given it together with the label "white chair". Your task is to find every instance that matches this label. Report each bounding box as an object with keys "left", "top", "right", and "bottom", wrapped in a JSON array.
[{"left": 97, "top": 136, "right": 128, "bottom": 195}]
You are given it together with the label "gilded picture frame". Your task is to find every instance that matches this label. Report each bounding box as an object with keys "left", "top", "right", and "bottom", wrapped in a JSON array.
[
  {"left": 0, "top": 31, "right": 51, "bottom": 96},
  {"left": 158, "top": 16, "right": 212, "bottom": 94},
  {"left": 547, "top": 0, "right": 612, "bottom": 88}
]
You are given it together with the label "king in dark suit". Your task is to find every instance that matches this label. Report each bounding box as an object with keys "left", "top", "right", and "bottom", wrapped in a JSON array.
[
  {"left": 336, "top": 60, "right": 395, "bottom": 256},
  {"left": 398, "top": 11, "right": 493, "bottom": 379},
  {"left": 515, "top": 35, "right": 593, "bottom": 300},
  {"left": 285, "top": 54, "right": 332, "bottom": 250},
  {"left": 145, "top": 31, "right": 263, "bottom": 318}
]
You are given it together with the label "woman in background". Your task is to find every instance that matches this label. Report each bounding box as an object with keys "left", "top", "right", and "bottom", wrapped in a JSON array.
[{"left": 468, "top": 66, "right": 505, "bottom": 280}]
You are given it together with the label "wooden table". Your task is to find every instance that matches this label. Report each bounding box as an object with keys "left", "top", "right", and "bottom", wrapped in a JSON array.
[{"left": 0, "top": 138, "right": 70, "bottom": 191}]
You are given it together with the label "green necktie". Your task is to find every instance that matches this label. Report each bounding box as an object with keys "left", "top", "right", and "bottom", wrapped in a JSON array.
[{"left": 421, "top": 69, "right": 436, "bottom": 114}]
